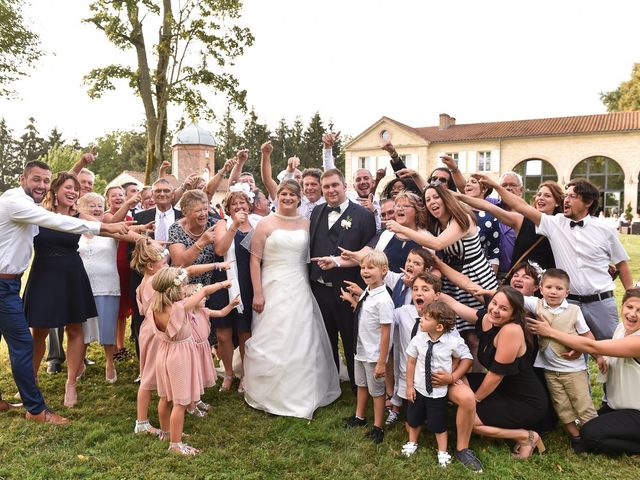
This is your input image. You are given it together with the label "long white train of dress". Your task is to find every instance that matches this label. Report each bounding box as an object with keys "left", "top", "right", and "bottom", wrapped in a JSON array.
[{"left": 243, "top": 229, "right": 341, "bottom": 419}]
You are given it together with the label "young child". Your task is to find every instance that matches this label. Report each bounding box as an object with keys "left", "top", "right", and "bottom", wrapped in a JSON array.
[
  {"left": 387, "top": 273, "right": 443, "bottom": 425},
  {"left": 522, "top": 268, "right": 604, "bottom": 452},
  {"left": 344, "top": 251, "right": 394, "bottom": 444},
  {"left": 150, "top": 267, "right": 231, "bottom": 455},
  {"left": 403, "top": 301, "right": 473, "bottom": 465},
  {"left": 183, "top": 283, "right": 240, "bottom": 416}
]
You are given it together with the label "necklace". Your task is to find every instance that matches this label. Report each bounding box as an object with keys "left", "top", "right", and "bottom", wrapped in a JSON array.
[
  {"left": 273, "top": 212, "right": 302, "bottom": 221},
  {"left": 184, "top": 221, "right": 206, "bottom": 238}
]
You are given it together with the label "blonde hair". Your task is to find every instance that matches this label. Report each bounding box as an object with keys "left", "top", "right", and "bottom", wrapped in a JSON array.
[
  {"left": 150, "top": 266, "right": 188, "bottom": 313},
  {"left": 130, "top": 237, "right": 165, "bottom": 273},
  {"left": 361, "top": 250, "right": 389, "bottom": 272},
  {"left": 180, "top": 189, "right": 209, "bottom": 214},
  {"left": 78, "top": 192, "right": 105, "bottom": 213},
  {"left": 183, "top": 283, "right": 203, "bottom": 297},
  {"left": 222, "top": 190, "right": 252, "bottom": 215},
  {"left": 394, "top": 191, "right": 427, "bottom": 229}
]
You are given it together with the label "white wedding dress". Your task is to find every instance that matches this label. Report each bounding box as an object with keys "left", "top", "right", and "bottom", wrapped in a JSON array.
[{"left": 243, "top": 226, "right": 341, "bottom": 419}]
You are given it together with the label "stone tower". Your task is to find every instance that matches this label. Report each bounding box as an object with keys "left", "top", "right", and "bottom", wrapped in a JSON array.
[{"left": 171, "top": 122, "right": 216, "bottom": 182}]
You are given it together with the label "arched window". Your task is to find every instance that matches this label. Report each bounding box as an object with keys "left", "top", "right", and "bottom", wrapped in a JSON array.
[
  {"left": 571, "top": 156, "right": 624, "bottom": 216},
  {"left": 512, "top": 159, "right": 558, "bottom": 203}
]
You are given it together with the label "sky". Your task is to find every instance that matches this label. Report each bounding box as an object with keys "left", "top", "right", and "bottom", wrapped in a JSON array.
[{"left": 1, "top": 0, "right": 638, "bottom": 145}]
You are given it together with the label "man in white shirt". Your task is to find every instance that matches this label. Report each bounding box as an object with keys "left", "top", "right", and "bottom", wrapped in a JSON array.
[
  {"left": 0, "top": 161, "right": 130, "bottom": 425},
  {"left": 484, "top": 176, "right": 633, "bottom": 340}
]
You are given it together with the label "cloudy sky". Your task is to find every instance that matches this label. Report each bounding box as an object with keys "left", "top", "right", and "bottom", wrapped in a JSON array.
[{"left": 1, "top": 0, "right": 638, "bottom": 145}]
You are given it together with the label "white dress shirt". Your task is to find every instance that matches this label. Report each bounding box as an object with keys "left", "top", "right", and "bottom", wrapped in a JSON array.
[
  {"left": 327, "top": 198, "right": 350, "bottom": 230},
  {"left": 300, "top": 196, "right": 325, "bottom": 219},
  {"left": 0, "top": 187, "right": 101, "bottom": 274},
  {"left": 355, "top": 284, "right": 394, "bottom": 362},
  {"left": 154, "top": 208, "right": 176, "bottom": 242},
  {"left": 536, "top": 214, "right": 629, "bottom": 295}
]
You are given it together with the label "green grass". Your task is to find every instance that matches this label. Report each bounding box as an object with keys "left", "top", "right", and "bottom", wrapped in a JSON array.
[{"left": 1, "top": 235, "right": 640, "bottom": 480}]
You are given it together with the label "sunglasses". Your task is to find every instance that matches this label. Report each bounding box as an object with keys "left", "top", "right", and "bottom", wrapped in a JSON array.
[{"left": 429, "top": 176, "right": 448, "bottom": 185}]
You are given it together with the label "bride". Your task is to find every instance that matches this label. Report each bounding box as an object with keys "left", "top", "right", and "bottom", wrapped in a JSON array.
[{"left": 243, "top": 179, "right": 341, "bottom": 419}]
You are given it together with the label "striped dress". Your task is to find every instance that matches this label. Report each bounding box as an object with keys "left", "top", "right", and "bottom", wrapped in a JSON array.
[{"left": 438, "top": 225, "right": 498, "bottom": 334}]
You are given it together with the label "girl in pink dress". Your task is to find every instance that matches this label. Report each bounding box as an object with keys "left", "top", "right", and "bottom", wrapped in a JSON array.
[
  {"left": 150, "top": 267, "right": 232, "bottom": 455},
  {"left": 130, "top": 238, "right": 230, "bottom": 436},
  {"left": 184, "top": 284, "right": 241, "bottom": 415}
]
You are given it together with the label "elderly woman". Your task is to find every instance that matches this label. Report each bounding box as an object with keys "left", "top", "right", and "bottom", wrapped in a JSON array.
[
  {"left": 77, "top": 193, "right": 121, "bottom": 383},
  {"left": 23, "top": 172, "right": 97, "bottom": 408},
  {"left": 445, "top": 287, "right": 549, "bottom": 459},
  {"left": 213, "top": 186, "right": 257, "bottom": 393},
  {"left": 529, "top": 288, "right": 640, "bottom": 455}
]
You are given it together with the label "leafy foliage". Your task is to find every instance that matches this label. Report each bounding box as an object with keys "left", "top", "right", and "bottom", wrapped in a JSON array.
[
  {"left": 0, "top": 0, "right": 43, "bottom": 96},
  {"left": 601, "top": 63, "right": 640, "bottom": 112},
  {"left": 0, "top": 118, "right": 22, "bottom": 192},
  {"left": 84, "top": 0, "right": 254, "bottom": 183}
]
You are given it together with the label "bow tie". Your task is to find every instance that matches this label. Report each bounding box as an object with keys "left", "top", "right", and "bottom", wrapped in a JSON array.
[
  {"left": 570, "top": 220, "right": 584, "bottom": 228},
  {"left": 326, "top": 206, "right": 341, "bottom": 214}
]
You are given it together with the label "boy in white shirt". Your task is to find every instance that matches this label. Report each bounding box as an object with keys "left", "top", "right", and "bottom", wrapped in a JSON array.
[
  {"left": 404, "top": 301, "right": 473, "bottom": 465},
  {"left": 344, "top": 251, "right": 394, "bottom": 444},
  {"left": 523, "top": 268, "right": 605, "bottom": 452},
  {"left": 387, "top": 272, "right": 442, "bottom": 425}
]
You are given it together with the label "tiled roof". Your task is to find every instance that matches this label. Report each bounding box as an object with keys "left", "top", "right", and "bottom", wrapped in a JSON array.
[{"left": 413, "top": 111, "right": 640, "bottom": 143}]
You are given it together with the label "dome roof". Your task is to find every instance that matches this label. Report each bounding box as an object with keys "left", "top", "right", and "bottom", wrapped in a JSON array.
[{"left": 172, "top": 122, "right": 216, "bottom": 147}]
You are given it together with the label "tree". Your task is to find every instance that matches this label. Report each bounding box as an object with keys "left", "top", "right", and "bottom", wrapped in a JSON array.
[
  {"left": 240, "top": 108, "right": 270, "bottom": 190},
  {"left": 92, "top": 129, "right": 149, "bottom": 182},
  {"left": 288, "top": 116, "right": 304, "bottom": 159},
  {"left": 0, "top": 118, "right": 21, "bottom": 192},
  {"left": 300, "top": 112, "right": 324, "bottom": 168},
  {"left": 600, "top": 63, "right": 640, "bottom": 112},
  {"left": 84, "top": 0, "right": 254, "bottom": 184},
  {"left": 327, "top": 119, "right": 345, "bottom": 172},
  {"left": 0, "top": 0, "right": 43, "bottom": 96},
  {"left": 18, "top": 117, "right": 46, "bottom": 162},
  {"left": 41, "top": 145, "right": 82, "bottom": 174},
  {"left": 270, "top": 117, "right": 290, "bottom": 175},
  {"left": 215, "top": 106, "right": 241, "bottom": 167}
]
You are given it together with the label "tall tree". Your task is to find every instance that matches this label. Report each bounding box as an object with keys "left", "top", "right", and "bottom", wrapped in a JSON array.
[
  {"left": 240, "top": 108, "right": 270, "bottom": 190},
  {"left": 601, "top": 63, "right": 640, "bottom": 112},
  {"left": 300, "top": 112, "right": 324, "bottom": 168},
  {"left": 91, "top": 129, "right": 149, "bottom": 182},
  {"left": 0, "top": 0, "right": 43, "bottom": 96},
  {"left": 289, "top": 116, "right": 304, "bottom": 159},
  {"left": 18, "top": 117, "right": 46, "bottom": 162},
  {"left": 215, "top": 105, "right": 241, "bottom": 167},
  {"left": 41, "top": 144, "right": 82, "bottom": 174},
  {"left": 84, "top": 0, "right": 254, "bottom": 183},
  {"left": 0, "top": 118, "right": 21, "bottom": 192},
  {"left": 270, "top": 117, "right": 290, "bottom": 175}
]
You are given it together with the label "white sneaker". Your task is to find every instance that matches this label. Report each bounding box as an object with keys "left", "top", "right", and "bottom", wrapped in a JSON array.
[
  {"left": 437, "top": 450, "right": 452, "bottom": 467},
  {"left": 401, "top": 442, "right": 418, "bottom": 457},
  {"left": 385, "top": 410, "right": 400, "bottom": 425}
]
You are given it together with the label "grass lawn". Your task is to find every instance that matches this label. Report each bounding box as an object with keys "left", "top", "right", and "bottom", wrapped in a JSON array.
[{"left": 1, "top": 235, "right": 640, "bottom": 480}]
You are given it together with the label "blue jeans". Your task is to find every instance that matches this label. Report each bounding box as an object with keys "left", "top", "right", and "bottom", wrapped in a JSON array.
[{"left": 0, "top": 278, "right": 47, "bottom": 414}]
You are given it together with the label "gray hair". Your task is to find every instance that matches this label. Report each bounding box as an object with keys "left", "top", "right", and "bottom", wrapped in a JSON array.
[
  {"left": 78, "top": 192, "right": 105, "bottom": 211},
  {"left": 79, "top": 168, "right": 95, "bottom": 180},
  {"left": 499, "top": 171, "right": 523, "bottom": 186}
]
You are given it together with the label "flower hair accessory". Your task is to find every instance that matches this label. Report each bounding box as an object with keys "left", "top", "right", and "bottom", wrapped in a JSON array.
[
  {"left": 229, "top": 182, "right": 255, "bottom": 203},
  {"left": 527, "top": 260, "right": 545, "bottom": 279},
  {"left": 173, "top": 268, "right": 188, "bottom": 286}
]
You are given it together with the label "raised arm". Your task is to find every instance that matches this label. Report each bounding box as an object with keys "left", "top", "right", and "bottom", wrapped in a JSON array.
[
  {"left": 205, "top": 158, "right": 237, "bottom": 201},
  {"left": 477, "top": 174, "right": 542, "bottom": 226},
  {"left": 260, "top": 141, "right": 278, "bottom": 201},
  {"left": 429, "top": 252, "right": 485, "bottom": 298},
  {"left": 380, "top": 141, "right": 407, "bottom": 173},
  {"left": 440, "top": 155, "right": 467, "bottom": 192},
  {"left": 385, "top": 218, "right": 467, "bottom": 251},
  {"left": 322, "top": 132, "right": 340, "bottom": 170},
  {"left": 69, "top": 147, "right": 96, "bottom": 176},
  {"left": 455, "top": 191, "right": 523, "bottom": 232},
  {"left": 396, "top": 168, "right": 427, "bottom": 192},
  {"left": 104, "top": 194, "right": 140, "bottom": 223},
  {"left": 183, "top": 280, "right": 231, "bottom": 311}
]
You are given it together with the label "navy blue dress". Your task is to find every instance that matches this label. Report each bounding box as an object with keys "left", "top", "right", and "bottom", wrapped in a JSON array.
[{"left": 24, "top": 225, "right": 97, "bottom": 328}]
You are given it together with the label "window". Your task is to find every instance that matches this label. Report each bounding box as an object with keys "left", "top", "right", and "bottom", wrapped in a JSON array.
[
  {"left": 477, "top": 151, "right": 491, "bottom": 172},
  {"left": 513, "top": 159, "right": 558, "bottom": 204},
  {"left": 400, "top": 154, "right": 418, "bottom": 170},
  {"left": 358, "top": 157, "right": 367, "bottom": 169},
  {"left": 445, "top": 152, "right": 459, "bottom": 166},
  {"left": 570, "top": 156, "right": 625, "bottom": 216}
]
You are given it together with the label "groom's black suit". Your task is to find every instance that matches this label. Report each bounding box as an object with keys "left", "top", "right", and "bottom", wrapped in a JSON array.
[{"left": 309, "top": 200, "right": 376, "bottom": 390}]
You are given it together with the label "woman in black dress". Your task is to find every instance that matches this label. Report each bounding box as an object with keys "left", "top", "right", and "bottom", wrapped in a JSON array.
[
  {"left": 444, "top": 287, "right": 549, "bottom": 459},
  {"left": 24, "top": 172, "right": 97, "bottom": 408},
  {"left": 214, "top": 187, "right": 256, "bottom": 393}
]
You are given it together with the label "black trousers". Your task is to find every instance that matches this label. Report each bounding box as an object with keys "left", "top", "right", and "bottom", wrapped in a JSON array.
[
  {"left": 581, "top": 404, "right": 640, "bottom": 455},
  {"left": 311, "top": 281, "right": 355, "bottom": 391}
]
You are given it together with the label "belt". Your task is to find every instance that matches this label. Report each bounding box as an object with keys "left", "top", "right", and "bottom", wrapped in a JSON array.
[
  {"left": 0, "top": 273, "right": 23, "bottom": 279},
  {"left": 567, "top": 291, "right": 614, "bottom": 304}
]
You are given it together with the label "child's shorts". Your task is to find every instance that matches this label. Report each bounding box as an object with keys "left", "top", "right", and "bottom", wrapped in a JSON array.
[
  {"left": 406, "top": 391, "right": 448, "bottom": 433},
  {"left": 354, "top": 359, "right": 386, "bottom": 397}
]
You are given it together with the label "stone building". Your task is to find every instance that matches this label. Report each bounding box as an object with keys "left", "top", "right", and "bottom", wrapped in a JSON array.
[
  {"left": 171, "top": 122, "right": 216, "bottom": 182},
  {"left": 345, "top": 111, "right": 640, "bottom": 214}
]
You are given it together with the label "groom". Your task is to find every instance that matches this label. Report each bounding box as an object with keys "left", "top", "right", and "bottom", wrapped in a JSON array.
[{"left": 310, "top": 169, "right": 377, "bottom": 391}]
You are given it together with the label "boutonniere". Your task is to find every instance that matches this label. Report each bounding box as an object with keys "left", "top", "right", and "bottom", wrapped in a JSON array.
[{"left": 341, "top": 216, "right": 352, "bottom": 230}]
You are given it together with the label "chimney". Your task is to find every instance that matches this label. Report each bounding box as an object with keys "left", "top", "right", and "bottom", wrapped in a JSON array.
[{"left": 439, "top": 113, "right": 453, "bottom": 130}]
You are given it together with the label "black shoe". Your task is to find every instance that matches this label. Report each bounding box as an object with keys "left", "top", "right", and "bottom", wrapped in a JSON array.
[
  {"left": 84, "top": 357, "right": 96, "bottom": 366},
  {"left": 571, "top": 436, "right": 588, "bottom": 454},
  {"left": 366, "top": 426, "right": 384, "bottom": 444},
  {"left": 46, "top": 362, "right": 62, "bottom": 374},
  {"left": 344, "top": 415, "right": 367, "bottom": 428},
  {"left": 455, "top": 448, "right": 483, "bottom": 472}
]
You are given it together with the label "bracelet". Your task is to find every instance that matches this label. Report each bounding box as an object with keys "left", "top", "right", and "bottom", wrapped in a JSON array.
[{"left": 194, "top": 242, "right": 203, "bottom": 251}]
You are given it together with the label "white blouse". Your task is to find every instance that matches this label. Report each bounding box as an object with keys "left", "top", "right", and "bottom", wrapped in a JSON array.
[
  {"left": 78, "top": 235, "right": 120, "bottom": 296},
  {"left": 606, "top": 323, "right": 640, "bottom": 411}
]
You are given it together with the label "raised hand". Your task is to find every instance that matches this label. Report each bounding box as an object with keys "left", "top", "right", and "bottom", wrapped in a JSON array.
[
  {"left": 343, "top": 279, "right": 363, "bottom": 298},
  {"left": 221, "top": 158, "right": 237, "bottom": 174},
  {"left": 261, "top": 140, "right": 273, "bottom": 156},
  {"left": 439, "top": 154, "right": 457, "bottom": 171},
  {"left": 126, "top": 193, "right": 142, "bottom": 208},
  {"left": 80, "top": 145, "right": 97, "bottom": 166},
  {"left": 376, "top": 167, "right": 387, "bottom": 182},
  {"left": 287, "top": 156, "right": 301, "bottom": 172},
  {"left": 236, "top": 148, "right": 249, "bottom": 164},
  {"left": 322, "top": 131, "right": 340, "bottom": 148},
  {"left": 476, "top": 173, "right": 499, "bottom": 190},
  {"left": 381, "top": 140, "right": 396, "bottom": 156},
  {"left": 395, "top": 168, "right": 419, "bottom": 179},
  {"left": 233, "top": 210, "right": 248, "bottom": 227},
  {"left": 160, "top": 160, "right": 171, "bottom": 172},
  {"left": 200, "top": 226, "right": 216, "bottom": 245}
]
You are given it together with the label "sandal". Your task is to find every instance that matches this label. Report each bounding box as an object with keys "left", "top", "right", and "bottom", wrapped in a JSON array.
[
  {"left": 237, "top": 377, "right": 245, "bottom": 394},
  {"left": 401, "top": 442, "right": 418, "bottom": 457},
  {"left": 196, "top": 401, "right": 210, "bottom": 412},
  {"left": 187, "top": 406, "right": 207, "bottom": 417},
  {"left": 219, "top": 375, "right": 234, "bottom": 392},
  {"left": 168, "top": 442, "right": 199, "bottom": 455},
  {"left": 134, "top": 420, "right": 161, "bottom": 436},
  {"left": 513, "top": 430, "right": 546, "bottom": 459}
]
